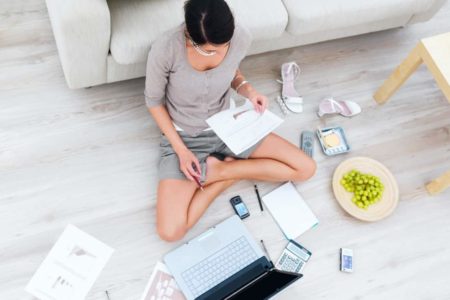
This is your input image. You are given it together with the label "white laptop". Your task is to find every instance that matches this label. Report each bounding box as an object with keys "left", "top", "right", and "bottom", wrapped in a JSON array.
[{"left": 164, "top": 215, "right": 302, "bottom": 300}]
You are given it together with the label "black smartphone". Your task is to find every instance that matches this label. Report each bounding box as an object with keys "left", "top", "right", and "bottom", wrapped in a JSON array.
[{"left": 230, "top": 196, "right": 250, "bottom": 219}]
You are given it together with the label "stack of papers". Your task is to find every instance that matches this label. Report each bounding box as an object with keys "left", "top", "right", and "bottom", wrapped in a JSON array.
[
  {"left": 262, "top": 182, "right": 319, "bottom": 240},
  {"left": 206, "top": 100, "right": 283, "bottom": 155}
]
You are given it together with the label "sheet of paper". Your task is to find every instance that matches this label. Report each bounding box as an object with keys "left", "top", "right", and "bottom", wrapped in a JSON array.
[
  {"left": 140, "top": 261, "right": 186, "bottom": 300},
  {"left": 206, "top": 100, "right": 284, "bottom": 155},
  {"left": 262, "top": 182, "right": 319, "bottom": 240},
  {"left": 26, "top": 225, "right": 114, "bottom": 300}
]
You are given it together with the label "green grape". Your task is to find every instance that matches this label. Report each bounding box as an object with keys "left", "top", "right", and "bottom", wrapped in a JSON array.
[{"left": 341, "top": 169, "right": 385, "bottom": 210}]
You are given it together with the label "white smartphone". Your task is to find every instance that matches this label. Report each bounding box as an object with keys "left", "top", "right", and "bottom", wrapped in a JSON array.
[{"left": 340, "top": 248, "right": 353, "bottom": 273}]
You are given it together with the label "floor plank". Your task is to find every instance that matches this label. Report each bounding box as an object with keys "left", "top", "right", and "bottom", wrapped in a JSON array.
[{"left": 1, "top": 1, "right": 450, "bottom": 299}]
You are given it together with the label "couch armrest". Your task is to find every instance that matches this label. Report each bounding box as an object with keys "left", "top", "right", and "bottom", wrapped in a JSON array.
[
  {"left": 407, "top": 0, "right": 448, "bottom": 24},
  {"left": 45, "top": 0, "right": 110, "bottom": 89}
]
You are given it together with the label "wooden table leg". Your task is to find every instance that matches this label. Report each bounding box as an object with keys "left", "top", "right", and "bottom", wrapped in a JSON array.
[
  {"left": 426, "top": 170, "right": 450, "bottom": 195},
  {"left": 374, "top": 45, "right": 423, "bottom": 105}
]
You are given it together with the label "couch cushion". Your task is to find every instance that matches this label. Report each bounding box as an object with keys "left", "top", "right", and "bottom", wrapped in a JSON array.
[
  {"left": 108, "top": 0, "right": 184, "bottom": 65},
  {"left": 108, "top": 0, "right": 288, "bottom": 65},
  {"left": 226, "top": 0, "right": 288, "bottom": 41},
  {"left": 282, "top": 0, "right": 435, "bottom": 36}
]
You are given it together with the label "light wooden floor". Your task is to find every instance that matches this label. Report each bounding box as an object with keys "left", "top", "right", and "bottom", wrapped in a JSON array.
[{"left": 1, "top": 2, "right": 450, "bottom": 300}]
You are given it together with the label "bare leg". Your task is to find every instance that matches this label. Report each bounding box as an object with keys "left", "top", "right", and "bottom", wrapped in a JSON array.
[
  {"left": 156, "top": 179, "right": 196, "bottom": 241},
  {"left": 156, "top": 135, "right": 315, "bottom": 242},
  {"left": 186, "top": 179, "right": 235, "bottom": 228},
  {"left": 157, "top": 171, "right": 236, "bottom": 241},
  {"left": 205, "top": 133, "right": 316, "bottom": 184}
]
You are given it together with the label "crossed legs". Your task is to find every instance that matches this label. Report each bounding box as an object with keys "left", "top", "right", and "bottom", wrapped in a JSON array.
[{"left": 156, "top": 133, "right": 316, "bottom": 241}]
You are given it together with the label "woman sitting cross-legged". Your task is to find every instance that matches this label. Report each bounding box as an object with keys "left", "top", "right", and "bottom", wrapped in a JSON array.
[{"left": 145, "top": 0, "right": 316, "bottom": 242}]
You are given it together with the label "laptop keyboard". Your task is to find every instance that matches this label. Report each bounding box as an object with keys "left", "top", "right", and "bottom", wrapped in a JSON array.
[{"left": 181, "top": 236, "right": 258, "bottom": 297}]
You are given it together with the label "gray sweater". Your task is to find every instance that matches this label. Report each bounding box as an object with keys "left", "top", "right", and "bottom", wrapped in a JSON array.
[{"left": 144, "top": 23, "right": 252, "bottom": 137}]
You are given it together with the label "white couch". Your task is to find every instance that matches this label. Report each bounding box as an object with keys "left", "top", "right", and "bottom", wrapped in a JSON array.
[{"left": 45, "top": 0, "right": 447, "bottom": 89}]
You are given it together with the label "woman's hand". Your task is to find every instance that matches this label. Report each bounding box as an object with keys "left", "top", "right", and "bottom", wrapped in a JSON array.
[
  {"left": 176, "top": 147, "right": 202, "bottom": 182},
  {"left": 232, "top": 69, "right": 268, "bottom": 113},
  {"left": 247, "top": 90, "right": 268, "bottom": 114},
  {"left": 148, "top": 106, "right": 202, "bottom": 182}
]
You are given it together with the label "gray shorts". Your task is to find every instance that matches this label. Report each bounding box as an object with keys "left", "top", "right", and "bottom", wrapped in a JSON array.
[{"left": 159, "top": 130, "right": 264, "bottom": 181}]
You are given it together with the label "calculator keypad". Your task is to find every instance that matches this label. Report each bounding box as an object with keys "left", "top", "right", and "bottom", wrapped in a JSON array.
[{"left": 276, "top": 251, "right": 305, "bottom": 273}]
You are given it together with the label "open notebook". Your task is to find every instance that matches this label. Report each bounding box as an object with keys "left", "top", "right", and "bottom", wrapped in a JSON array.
[
  {"left": 206, "top": 99, "right": 283, "bottom": 155},
  {"left": 262, "top": 182, "right": 319, "bottom": 240}
]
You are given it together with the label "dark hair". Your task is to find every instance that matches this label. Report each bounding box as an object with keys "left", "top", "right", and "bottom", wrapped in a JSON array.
[{"left": 184, "top": 0, "right": 235, "bottom": 45}]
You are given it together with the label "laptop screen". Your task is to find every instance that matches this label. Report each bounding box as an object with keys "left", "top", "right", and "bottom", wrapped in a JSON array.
[{"left": 226, "top": 269, "right": 302, "bottom": 300}]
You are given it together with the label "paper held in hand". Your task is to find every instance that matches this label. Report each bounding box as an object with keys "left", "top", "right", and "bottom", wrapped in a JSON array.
[{"left": 206, "top": 99, "right": 284, "bottom": 155}]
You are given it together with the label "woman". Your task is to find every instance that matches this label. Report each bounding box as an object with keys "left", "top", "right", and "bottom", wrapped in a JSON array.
[{"left": 145, "top": 0, "right": 316, "bottom": 242}]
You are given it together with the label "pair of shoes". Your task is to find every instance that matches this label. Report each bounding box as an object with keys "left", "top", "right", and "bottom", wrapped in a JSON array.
[
  {"left": 277, "top": 61, "right": 362, "bottom": 118},
  {"left": 277, "top": 61, "right": 303, "bottom": 114},
  {"left": 317, "top": 97, "right": 362, "bottom": 118}
]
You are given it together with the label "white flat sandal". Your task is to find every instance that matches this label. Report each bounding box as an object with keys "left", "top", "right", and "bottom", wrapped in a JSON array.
[
  {"left": 277, "top": 61, "right": 303, "bottom": 114},
  {"left": 317, "top": 97, "right": 362, "bottom": 117}
]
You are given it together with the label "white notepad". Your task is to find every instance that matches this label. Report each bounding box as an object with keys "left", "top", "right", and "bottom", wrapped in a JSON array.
[{"left": 262, "top": 182, "right": 319, "bottom": 240}]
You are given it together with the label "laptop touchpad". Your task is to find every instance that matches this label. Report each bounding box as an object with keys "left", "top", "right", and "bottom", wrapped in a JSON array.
[{"left": 198, "top": 230, "right": 221, "bottom": 253}]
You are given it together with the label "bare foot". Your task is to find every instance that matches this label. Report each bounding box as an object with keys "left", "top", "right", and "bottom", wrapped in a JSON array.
[
  {"left": 204, "top": 155, "right": 234, "bottom": 184},
  {"left": 222, "top": 157, "right": 236, "bottom": 186}
]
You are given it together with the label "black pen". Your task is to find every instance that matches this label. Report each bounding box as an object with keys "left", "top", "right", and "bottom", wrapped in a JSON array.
[
  {"left": 254, "top": 184, "right": 263, "bottom": 211},
  {"left": 260, "top": 239, "right": 272, "bottom": 263}
]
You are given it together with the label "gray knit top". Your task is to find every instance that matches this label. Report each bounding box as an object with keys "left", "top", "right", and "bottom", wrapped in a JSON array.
[{"left": 144, "top": 22, "right": 252, "bottom": 136}]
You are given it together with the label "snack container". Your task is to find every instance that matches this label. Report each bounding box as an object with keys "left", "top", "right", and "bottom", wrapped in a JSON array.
[{"left": 316, "top": 126, "right": 350, "bottom": 156}]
